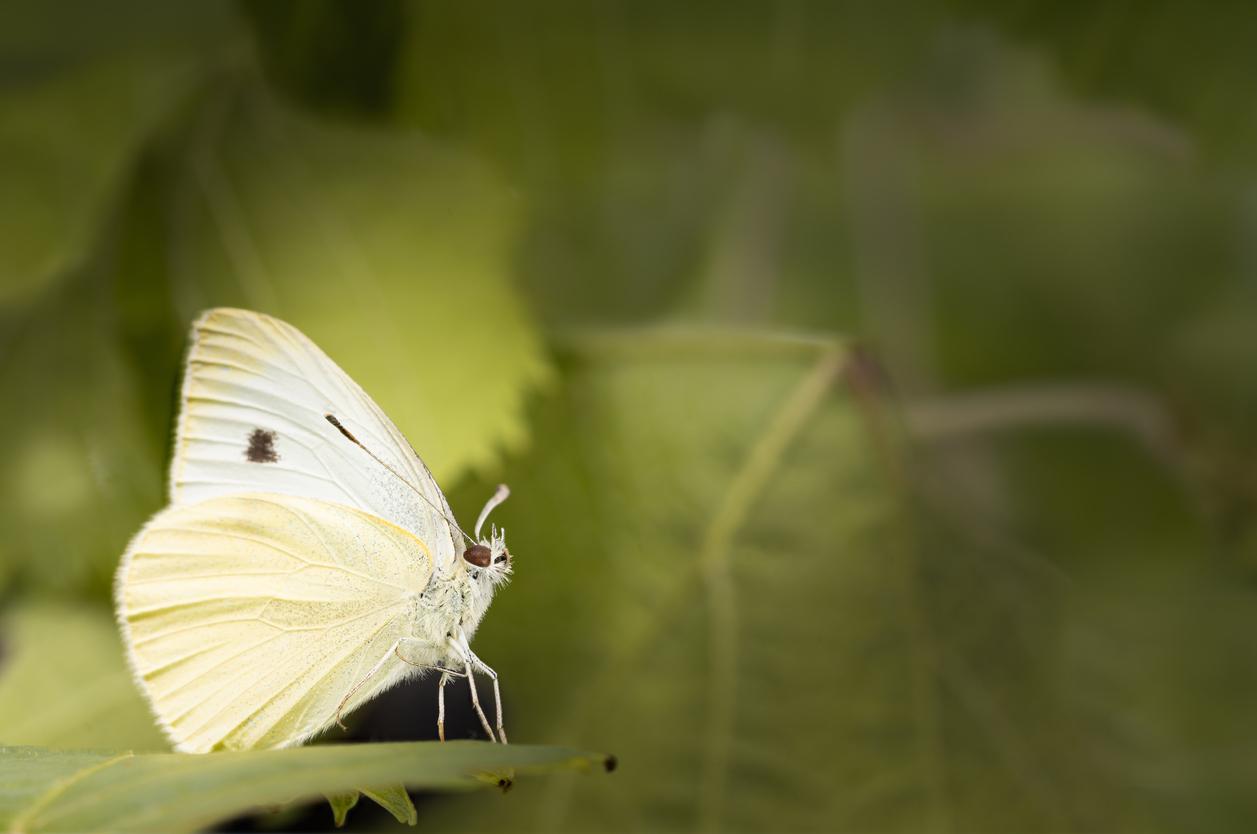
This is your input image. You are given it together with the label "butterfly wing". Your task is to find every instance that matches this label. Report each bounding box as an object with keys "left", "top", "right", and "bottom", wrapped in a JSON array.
[
  {"left": 171, "top": 307, "right": 461, "bottom": 571},
  {"left": 116, "top": 493, "right": 433, "bottom": 752}
]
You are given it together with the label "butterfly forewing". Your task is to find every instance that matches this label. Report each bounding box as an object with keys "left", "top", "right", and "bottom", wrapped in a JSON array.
[
  {"left": 117, "top": 493, "right": 433, "bottom": 751},
  {"left": 172, "top": 308, "right": 460, "bottom": 570}
]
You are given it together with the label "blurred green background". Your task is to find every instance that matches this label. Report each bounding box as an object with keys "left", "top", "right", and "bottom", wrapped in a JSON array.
[{"left": 3, "top": 1, "right": 1257, "bottom": 831}]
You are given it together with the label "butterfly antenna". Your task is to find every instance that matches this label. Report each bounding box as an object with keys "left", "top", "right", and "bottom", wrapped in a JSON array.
[
  {"left": 474, "top": 484, "right": 510, "bottom": 541},
  {"left": 325, "top": 414, "right": 475, "bottom": 546}
]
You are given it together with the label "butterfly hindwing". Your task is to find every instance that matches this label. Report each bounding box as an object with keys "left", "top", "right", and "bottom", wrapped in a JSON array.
[
  {"left": 171, "top": 307, "right": 461, "bottom": 570},
  {"left": 116, "top": 493, "right": 434, "bottom": 752}
]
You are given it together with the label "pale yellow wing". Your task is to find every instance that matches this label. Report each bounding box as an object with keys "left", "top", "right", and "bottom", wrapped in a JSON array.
[
  {"left": 116, "top": 493, "right": 432, "bottom": 752},
  {"left": 172, "top": 307, "right": 462, "bottom": 571}
]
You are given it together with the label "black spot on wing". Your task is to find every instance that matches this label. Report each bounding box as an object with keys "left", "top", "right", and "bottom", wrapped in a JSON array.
[{"left": 245, "top": 428, "right": 279, "bottom": 463}]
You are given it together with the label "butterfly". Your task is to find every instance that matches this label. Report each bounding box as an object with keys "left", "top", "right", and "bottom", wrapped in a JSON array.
[{"left": 115, "top": 308, "right": 513, "bottom": 752}]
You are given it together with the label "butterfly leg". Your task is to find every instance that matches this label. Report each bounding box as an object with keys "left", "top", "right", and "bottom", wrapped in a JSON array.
[
  {"left": 468, "top": 652, "right": 507, "bottom": 744},
  {"left": 337, "top": 637, "right": 461, "bottom": 732},
  {"left": 447, "top": 630, "right": 498, "bottom": 742},
  {"left": 463, "top": 658, "right": 498, "bottom": 742},
  {"left": 488, "top": 671, "right": 507, "bottom": 744},
  {"left": 392, "top": 644, "right": 471, "bottom": 742},
  {"left": 437, "top": 671, "right": 451, "bottom": 742},
  {"left": 393, "top": 646, "right": 467, "bottom": 680},
  {"left": 451, "top": 630, "right": 500, "bottom": 743}
]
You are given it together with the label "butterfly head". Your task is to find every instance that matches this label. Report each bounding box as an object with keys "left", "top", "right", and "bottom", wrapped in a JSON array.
[
  {"left": 462, "top": 526, "right": 512, "bottom": 586},
  {"left": 460, "top": 484, "right": 512, "bottom": 587}
]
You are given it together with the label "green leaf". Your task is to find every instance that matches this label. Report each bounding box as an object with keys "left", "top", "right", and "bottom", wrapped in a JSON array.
[
  {"left": 141, "top": 72, "right": 550, "bottom": 482},
  {"left": 0, "top": 743, "right": 611, "bottom": 833},
  {"left": 430, "top": 330, "right": 1172, "bottom": 832},
  {"left": 0, "top": 604, "right": 166, "bottom": 750},
  {"left": 320, "top": 784, "right": 421, "bottom": 828},
  {"left": 437, "top": 331, "right": 905, "bottom": 832},
  {"left": 321, "top": 790, "right": 359, "bottom": 827},
  {"left": 360, "top": 784, "right": 418, "bottom": 826}
]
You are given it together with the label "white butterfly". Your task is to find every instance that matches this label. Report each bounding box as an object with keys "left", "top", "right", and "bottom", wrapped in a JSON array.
[{"left": 115, "top": 308, "right": 513, "bottom": 752}]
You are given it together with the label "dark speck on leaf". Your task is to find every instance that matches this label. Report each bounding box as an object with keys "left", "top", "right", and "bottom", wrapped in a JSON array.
[{"left": 245, "top": 428, "right": 279, "bottom": 463}]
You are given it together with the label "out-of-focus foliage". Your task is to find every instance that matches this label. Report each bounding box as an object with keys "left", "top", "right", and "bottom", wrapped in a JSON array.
[
  {"left": 2, "top": 0, "right": 1256, "bottom": 831},
  {"left": 0, "top": 59, "right": 196, "bottom": 306},
  {"left": 0, "top": 0, "right": 236, "bottom": 306},
  {"left": 0, "top": 604, "right": 166, "bottom": 750},
  {"left": 950, "top": 0, "right": 1257, "bottom": 162},
  {"left": 0, "top": 1, "right": 547, "bottom": 600},
  {"left": 0, "top": 279, "right": 165, "bottom": 596},
  {"left": 432, "top": 335, "right": 1247, "bottom": 832},
  {"left": 135, "top": 78, "right": 549, "bottom": 480},
  {"left": 440, "top": 335, "right": 972, "bottom": 831}
]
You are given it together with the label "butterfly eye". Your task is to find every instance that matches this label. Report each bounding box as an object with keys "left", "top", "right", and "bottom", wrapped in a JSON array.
[{"left": 463, "top": 544, "right": 491, "bottom": 568}]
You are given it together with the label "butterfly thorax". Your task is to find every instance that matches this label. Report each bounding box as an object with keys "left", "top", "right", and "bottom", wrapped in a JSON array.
[{"left": 410, "top": 533, "right": 511, "bottom": 660}]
